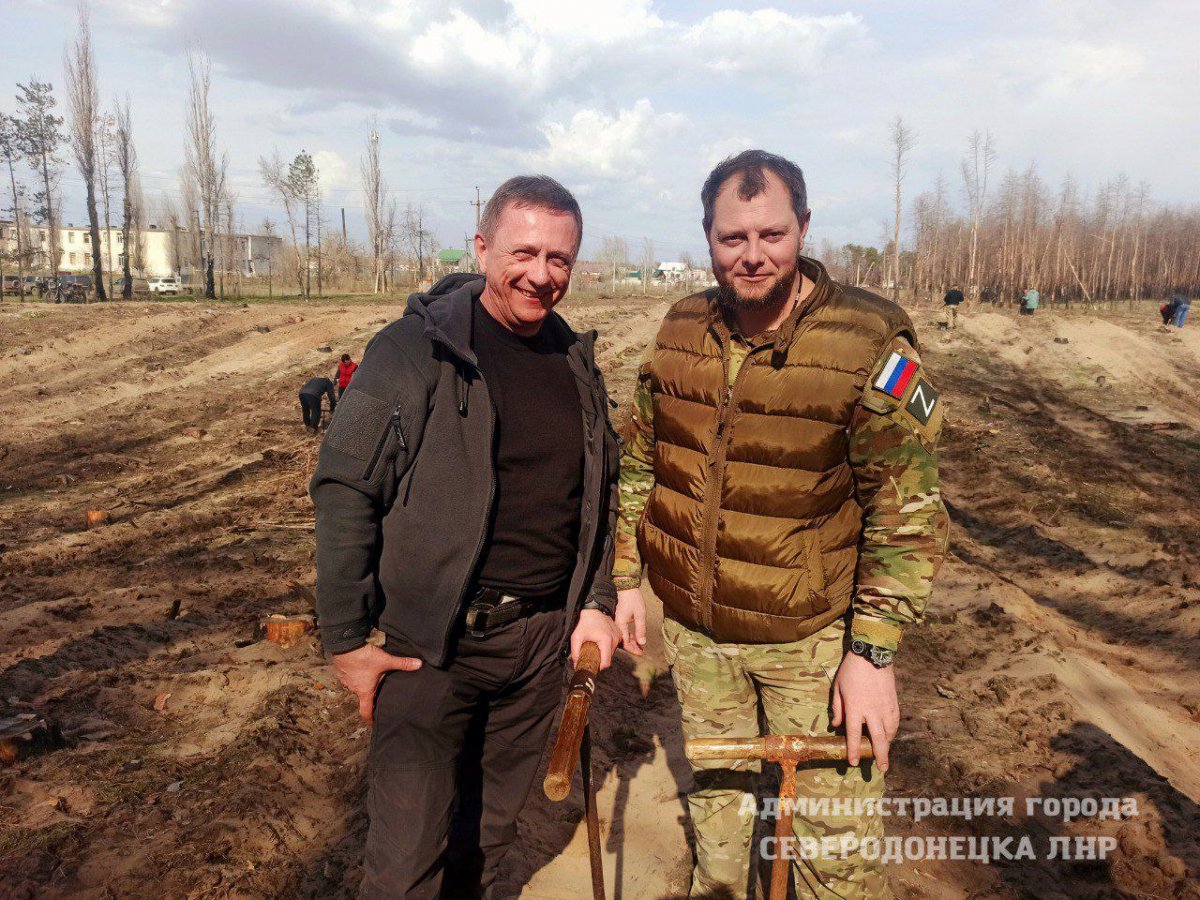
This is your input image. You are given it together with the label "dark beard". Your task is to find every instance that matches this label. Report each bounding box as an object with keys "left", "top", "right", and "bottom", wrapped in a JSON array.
[{"left": 715, "top": 258, "right": 799, "bottom": 317}]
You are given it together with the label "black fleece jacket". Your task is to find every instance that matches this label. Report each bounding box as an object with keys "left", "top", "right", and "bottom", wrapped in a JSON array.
[{"left": 309, "top": 274, "right": 620, "bottom": 665}]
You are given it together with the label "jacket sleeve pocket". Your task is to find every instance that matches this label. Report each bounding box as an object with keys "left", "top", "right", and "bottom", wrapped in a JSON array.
[{"left": 324, "top": 390, "right": 403, "bottom": 484}]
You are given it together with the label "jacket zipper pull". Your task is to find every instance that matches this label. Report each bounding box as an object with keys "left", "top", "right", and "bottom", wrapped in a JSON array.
[{"left": 391, "top": 406, "right": 406, "bottom": 451}]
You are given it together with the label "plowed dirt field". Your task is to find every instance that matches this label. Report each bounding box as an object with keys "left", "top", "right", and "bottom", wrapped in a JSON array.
[{"left": 2, "top": 296, "right": 1197, "bottom": 899}]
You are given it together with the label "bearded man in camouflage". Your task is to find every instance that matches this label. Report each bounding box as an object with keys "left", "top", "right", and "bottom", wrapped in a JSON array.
[{"left": 612, "top": 150, "right": 949, "bottom": 899}]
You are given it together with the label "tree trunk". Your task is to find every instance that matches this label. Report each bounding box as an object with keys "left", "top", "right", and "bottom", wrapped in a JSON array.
[
  {"left": 5, "top": 156, "right": 25, "bottom": 297},
  {"left": 40, "top": 152, "right": 56, "bottom": 277},
  {"left": 121, "top": 188, "right": 132, "bottom": 299},
  {"left": 86, "top": 179, "right": 106, "bottom": 302}
]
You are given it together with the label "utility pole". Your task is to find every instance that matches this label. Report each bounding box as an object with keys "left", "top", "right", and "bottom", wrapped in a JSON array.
[
  {"left": 341, "top": 206, "right": 347, "bottom": 243},
  {"left": 464, "top": 234, "right": 473, "bottom": 272},
  {"left": 471, "top": 186, "right": 486, "bottom": 233}
]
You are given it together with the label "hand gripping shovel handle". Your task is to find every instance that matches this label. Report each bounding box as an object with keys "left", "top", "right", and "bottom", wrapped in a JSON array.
[{"left": 543, "top": 641, "right": 600, "bottom": 801}]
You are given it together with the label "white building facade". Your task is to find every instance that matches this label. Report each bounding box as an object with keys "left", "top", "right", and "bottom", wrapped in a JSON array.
[{"left": 0, "top": 221, "right": 282, "bottom": 280}]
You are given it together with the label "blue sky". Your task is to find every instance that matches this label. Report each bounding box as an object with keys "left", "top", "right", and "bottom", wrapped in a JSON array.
[{"left": 4, "top": 0, "right": 1198, "bottom": 261}]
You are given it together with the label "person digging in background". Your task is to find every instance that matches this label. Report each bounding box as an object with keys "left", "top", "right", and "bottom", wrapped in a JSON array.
[
  {"left": 334, "top": 352, "right": 358, "bottom": 398},
  {"left": 1171, "top": 293, "right": 1190, "bottom": 327},
  {"left": 1161, "top": 296, "right": 1179, "bottom": 325},
  {"left": 1020, "top": 287, "right": 1040, "bottom": 316},
  {"left": 613, "top": 150, "right": 949, "bottom": 899},
  {"left": 298, "top": 374, "right": 337, "bottom": 435}
]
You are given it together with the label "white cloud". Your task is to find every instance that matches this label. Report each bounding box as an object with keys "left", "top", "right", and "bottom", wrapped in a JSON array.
[
  {"left": 538, "top": 100, "right": 686, "bottom": 176},
  {"left": 312, "top": 150, "right": 352, "bottom": 195},
  {"left": 682, "top": 10, "right": 865, "bottom": 75}
]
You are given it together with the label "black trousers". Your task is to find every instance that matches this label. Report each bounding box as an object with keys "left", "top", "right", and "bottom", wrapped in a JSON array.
[
  {"left": 362, "top": 606, "right": 567, "bottom": 899},
  {"left": 299, "top": 392, "right": 322, "bottom": 428}
]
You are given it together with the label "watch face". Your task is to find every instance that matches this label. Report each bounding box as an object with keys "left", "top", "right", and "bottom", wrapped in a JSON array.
[
  {"left": 869, "top": 646, "right": 894, "bottom": 667},
  {"left": 851, "top": 639, "right": 867, "bottom": 655}
]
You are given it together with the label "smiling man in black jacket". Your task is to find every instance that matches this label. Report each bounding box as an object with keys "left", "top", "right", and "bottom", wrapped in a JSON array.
[{"left": 310, "top": 175, "right": 639, "bottom": 898}]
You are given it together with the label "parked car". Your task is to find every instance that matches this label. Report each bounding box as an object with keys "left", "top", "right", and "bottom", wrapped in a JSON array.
[
  {"left": 1, "top": 274, "right": 22, "bottom": 295},
  {"left": 147, "top": 276, "right": 182, "bottom": 296},
  {"left": 118, "top": 277, "right": 151, "bottom": 297}
]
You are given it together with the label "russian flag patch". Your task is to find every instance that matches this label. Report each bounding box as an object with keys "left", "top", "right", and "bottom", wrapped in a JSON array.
[{"left": 873, "top": 352, "right": 920, "bottom": 399}]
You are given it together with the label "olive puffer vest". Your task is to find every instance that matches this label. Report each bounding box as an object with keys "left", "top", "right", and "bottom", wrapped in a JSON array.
[{"left": 636, "top": 259, "right": 915, "bottom": 643}]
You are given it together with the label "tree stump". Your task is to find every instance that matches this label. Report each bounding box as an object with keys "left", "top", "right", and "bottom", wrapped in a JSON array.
[{"left": 261, "top": 614, "right": 315, "bottom": 648}]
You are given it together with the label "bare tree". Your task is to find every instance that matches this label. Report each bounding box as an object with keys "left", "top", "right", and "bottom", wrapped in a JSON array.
[
  {"left": 597, "top": 234, "right": 628, "bottom": 292},
  {"left": 17, "top": 79, "right": 64, "bottom": 275},
  {"left": 222, "top": 193, "right": 236, "bottom": 299},
  {"left": 0, "top": 114, "right": 28, "bottom": 293},
  {"left": 184, "top": 53, "right": 227, "bottom": 299},
  {"left": 639, "top": 238, "right": 655, "bottom": 296},
  {"left": 287, "top": 150, "right": 317, "bottom": 297},
  {"left": 114, "top": 95, "right": 138, "bottom": 297},
  {"left": 64, "top": 0, "right": 106, "bottom": 300},
  {"left": 402, "top": 203, "right": 433, "bottom": 284},
  {"left": 961, "top": 130, "right": 995, "bottom": 300},
  {"left": 361, "top": 123, "right": 387, "bottom": 293},
  {"left": 258, "top": 148, "right": 304, "bottom": 295},
  {"left": 96, "top": 110, "right": 116, "bottom": 299},
  {"left": 381, "top": 199, "right": 398, "bottom": 290},
  {"left": 889, "top": 115, "right": 915, "bottom": 302}
]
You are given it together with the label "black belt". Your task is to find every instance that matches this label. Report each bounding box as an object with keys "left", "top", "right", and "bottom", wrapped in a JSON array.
[{"left": 463, "top": 585, "right": 564, "bottom": 638}]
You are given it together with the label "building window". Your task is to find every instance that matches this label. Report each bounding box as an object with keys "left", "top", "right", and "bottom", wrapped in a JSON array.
[
  {"left": 83, "top": 232, "right": 90, "bottom": 243},
  {"left": 69, "top": 252, "right": 77, "bottom": 264},
  {"left": 116, "top": 232, "right": 123, "bottom": 244}
]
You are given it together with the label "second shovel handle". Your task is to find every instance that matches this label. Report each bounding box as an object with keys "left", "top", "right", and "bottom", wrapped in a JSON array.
[{"left": 543, "top": 642, "right": 601, "bottom": 801}]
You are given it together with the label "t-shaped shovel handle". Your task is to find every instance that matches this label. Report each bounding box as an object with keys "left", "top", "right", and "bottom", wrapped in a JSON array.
[
  {"left": 685, "top": 734, "right": 876, "bottom": 900},
  {"left": 686, "top": 734, "right": 874, "bottom": 764}
]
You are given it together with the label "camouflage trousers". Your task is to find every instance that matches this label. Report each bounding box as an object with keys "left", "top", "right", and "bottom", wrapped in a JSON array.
[{"left": 663, "top": 616, "right": 892, "bottom": 900}]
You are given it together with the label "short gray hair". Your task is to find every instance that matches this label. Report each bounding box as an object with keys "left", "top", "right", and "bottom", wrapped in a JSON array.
[{"left": 479, "top": 175, "right": 583, "bottom": 253}]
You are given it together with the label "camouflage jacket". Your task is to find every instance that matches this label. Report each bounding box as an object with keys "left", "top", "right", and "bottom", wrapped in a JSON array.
[{"left": 614, "top": 332, "right": 949, "bottom": 653}]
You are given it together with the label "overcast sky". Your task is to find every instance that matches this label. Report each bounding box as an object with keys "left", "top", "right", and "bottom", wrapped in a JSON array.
[{"left": 5, "top": 0, "right": 1199, "bottom": 261}]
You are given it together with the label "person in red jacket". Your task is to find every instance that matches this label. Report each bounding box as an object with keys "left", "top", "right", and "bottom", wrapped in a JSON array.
[{"left": 335, "top": 353, "right": 358, "bottom": 398}]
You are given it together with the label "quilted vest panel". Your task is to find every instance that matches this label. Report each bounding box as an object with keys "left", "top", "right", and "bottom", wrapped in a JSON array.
[{"left": 637, "top": 260, "right": 915, "bottom": 643}]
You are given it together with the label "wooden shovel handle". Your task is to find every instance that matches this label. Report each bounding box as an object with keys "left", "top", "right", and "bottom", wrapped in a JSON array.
[
  {"left": 686, "top": 734, "right": 875, "bottom": 763},
  {"left": 543, "top": 641, "right": 601, "bottom": 801}
]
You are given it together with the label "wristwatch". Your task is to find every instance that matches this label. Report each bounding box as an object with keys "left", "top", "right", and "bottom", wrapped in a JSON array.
[{"left": 849, "top": 639, "right": 895, "bottom": 669}]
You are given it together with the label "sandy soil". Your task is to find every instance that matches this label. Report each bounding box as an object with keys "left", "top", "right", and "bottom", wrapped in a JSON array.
[{"left": 1, "top": 295, "right": 1198, "bottom": 899}]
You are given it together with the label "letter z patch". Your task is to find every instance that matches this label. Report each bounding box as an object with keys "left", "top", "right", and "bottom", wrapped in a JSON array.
[
  {"left": 873, "top": 352, "right": 919, "bottom": 398},
  {"left": 905, "top": 379, "right": 939, "bottom": 425}
]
